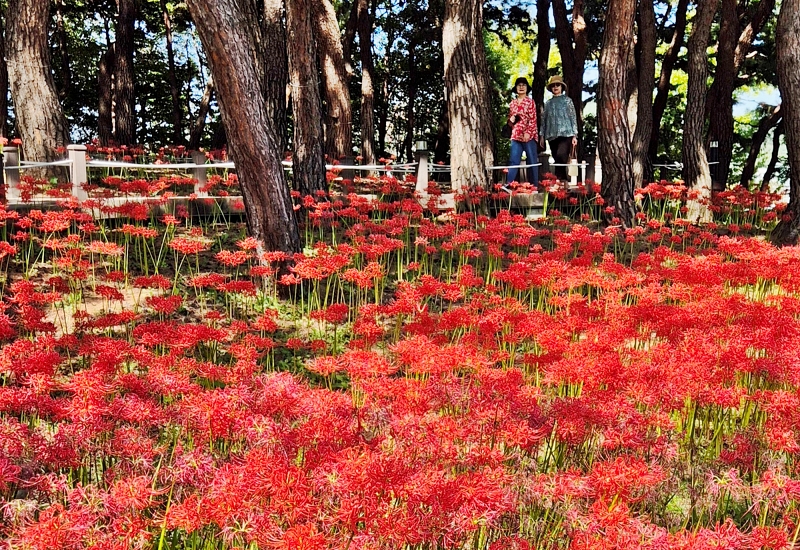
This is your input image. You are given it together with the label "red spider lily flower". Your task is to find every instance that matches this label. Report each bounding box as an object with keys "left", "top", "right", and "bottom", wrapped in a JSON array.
[
  {"left": 215, "top": 249, "right": 250, "bottom": 267},
  {"left": 146, "top": 294, "right": 182, "bottom": 315}
]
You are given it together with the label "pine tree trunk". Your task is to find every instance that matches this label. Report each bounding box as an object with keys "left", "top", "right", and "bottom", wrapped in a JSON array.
[
  {"left": 313, "top": 0, "right": 352, "bottom": 161},
  {"left": 0, "top": 11, "right": 8, "bottom": 138},
  {"left": 286, "top": 0, "right": 327, "bottom": 195},
  {"left": 682, "top": 0, "right": 718, "bottom": 222},
  {"left": 631, "top": 0, "right": 656, "bottom": 187},
  {"left": 649, "top": 0, "right": 688, "bottom": 160},
  {"left": 115, "top": 0, "right": 136, "bottom": 145},
  {"left": 598, "top": 0, "right": 637, "bottom": 226},
  {"left": 161, "top": 0, "right": 183, "bottom": 145},
  {"left": 705, "top": 0, "right": 738, "bottom": 188},
  {"left": 263, "top": 0, "right": 288, "bottom": 154},
  {"left": 740, "top": 104, "right": 781, "bottom": 188},
  {"left": 532, "top": 0, "right": 551, "bottom": 122},
  {"left": 186, "top": 0, "right": 301, "bottom": 255},
  {"left": 98, "top": 45, "right": 115, "bottom": 147},
  {"left": 761, "top": 120, "right": 783, "bottom": 191},
  {"left": 358, "top": 0, "right": 376, "bottom": 165},
  {"left": 443, "top": 0, "right": 494, "bottom": 193},
  {"left": 6, "top": 0, "right": 69, "bottom": 172},
  {"left": 404, "top": 35, "right": 418, "bottom": 163},
  {"left": 552, "top": 0, "right": 587, "bottom": 145},
  {"left": 189, "top": 77, "right": 214, "bottom": 150},
  {"left": 705, "top": 0, "right": 776, "bottom": 187},
  {"left": 772, "top": 0, "right": 800, "bottom": 245}
]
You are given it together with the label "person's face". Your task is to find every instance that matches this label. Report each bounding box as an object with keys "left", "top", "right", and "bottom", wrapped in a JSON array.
[
  {"left": 551, "top": 83, "right": 563, "bottom": 95},
  {"left": 516, "top": 82, "right": 528, "bottom": 95}
]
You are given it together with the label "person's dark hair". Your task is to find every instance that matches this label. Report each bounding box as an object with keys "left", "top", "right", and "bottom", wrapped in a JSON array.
[{"left": 512, "top": 77, "right": 531, "bottom": 95}]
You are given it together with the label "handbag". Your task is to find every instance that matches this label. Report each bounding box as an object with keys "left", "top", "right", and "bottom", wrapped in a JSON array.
[
  {"left": 567, "top": 142, "right": 579, "bottom": 178},
  {"left": 501, "top": 123, "right": 513, "bottom": 139}
]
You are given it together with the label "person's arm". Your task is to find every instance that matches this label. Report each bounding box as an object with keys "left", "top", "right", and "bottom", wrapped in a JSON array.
[{"left": 567, "top": 98, "right": 578, "bottom": 143}]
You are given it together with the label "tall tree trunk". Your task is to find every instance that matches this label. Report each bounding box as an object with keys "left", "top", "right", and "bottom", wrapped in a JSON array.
[
  {"left": 263, "top": 0, "right": 288, "bottom": 153},
  {"left": 188, "top": 77, "right": 214, "bottom": 150},
  {"left": 705, "top": 0, "right": 776, "bottom": 187},
  {"left": 161, "top": 0, "right": 183, "bottom": 145},
  {"left": 772, "top": 0, "right": 800, "bottom": 245},
  {"left": 632, "top": 0, "right": 656, "bottom": 187},
  {"left": 433, "top": 99, "right": 450, "bottom": 164},
  {"left": 740, "top": 104, "right": 781, "bottom": 188},
  {"left": 342, "top": 0, "right": 362, "bottom": 79},
  {"left": 761, "top": 120, "right": 783, "bottom": 191},
  {"left": 598, "top": 0, "right": 637, "bottom": 226},
  {"left": 54, "top": 0, "right": 71, "bottom": 101},
  {"left": 186, "top": 0, "right": 301, "bottom": 255},
  {"left": 705, "top": 0, "right": 738, "bottom": 188},
  {"left": 532, "top": 0, "right": 551, "bottom": 122},
  {"left": 286, "top": 0, "right": 327, "bottom": 195},
  {"left": 115, "top": 0, "right": 136, "bottom": 145},
  {"left": 0, "top": 11, "right": 8, "bottom": 138},
  {"left": 649, "top": 0, "right": 689, "bottom": 160},
  {"left": 98, "top": 45, "right": 115, "bottom": 147},
  {"left": 358, "top": 0, "right": 376, "bottom": 165},
  {"left": 404, "top": 35, "right": 418, "bottom": 163},
  {"left": 6, "top": 0, "right": 69, "bottom": 171},
  {"left": 443, "top": 0, "right": 494, "bottom": 192},
  {"left": 552, "top": 0, "right": 587, "bottom": 145},
  {"left": 682, "top": 0, "right": 718, "bottom": 222},
  {"left": 313, "top": 0, "right": 352, "bottom": 161}
]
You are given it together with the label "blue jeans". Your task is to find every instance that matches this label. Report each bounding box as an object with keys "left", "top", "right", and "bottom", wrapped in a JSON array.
[{"left": 507, "top": 139, "right": 539, "bottom": 186}]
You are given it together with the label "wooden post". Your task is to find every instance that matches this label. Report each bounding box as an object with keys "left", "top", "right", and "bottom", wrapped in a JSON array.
[
  {"left": 4, "top": 147, "right": 19, "bottom": 201},
  {"left": 594, "top": 155, "right": 603, "bottom": 185},
  {"left": 191, "top": 150, "right": 207, "bottom": 196},
  {"left": 67, "top": 145, "right": 88, "bottom": 202}
]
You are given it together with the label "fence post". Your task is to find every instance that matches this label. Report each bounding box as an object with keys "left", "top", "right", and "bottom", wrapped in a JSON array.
[
  {"left": 4, "top": 147, "right": 19, "bottom": 201},
  {"left": 594, "top": 155, "right": 603, "bottom": 186},
  {"left": 414, "top": 141, "right": 429, "bottom": 197},
  {"left": 191, "top": 151, "right": 207, "bottom": 196},
  {"left": 67, "top": 145, "right": 88, "bottom": 202}
]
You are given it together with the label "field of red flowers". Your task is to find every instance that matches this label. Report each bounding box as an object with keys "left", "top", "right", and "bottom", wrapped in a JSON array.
[{"left": 1, "top": 168, "right": 800, "bottom": 549}]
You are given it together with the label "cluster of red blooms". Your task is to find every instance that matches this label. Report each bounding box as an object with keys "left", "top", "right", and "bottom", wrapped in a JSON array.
[{"left": 1, "top": 168, "right": 800, "bottom": 549}]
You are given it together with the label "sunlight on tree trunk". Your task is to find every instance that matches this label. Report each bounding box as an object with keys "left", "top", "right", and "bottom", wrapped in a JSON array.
[
  {"left": 443, "top": 0, "right": 494, "bottom": 194},
  {"left": 6, "top": 0, "right": 68, "bottom": 178}
]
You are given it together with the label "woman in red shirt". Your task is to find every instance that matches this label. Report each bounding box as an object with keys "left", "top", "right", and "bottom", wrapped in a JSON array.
[{"left": 506, "top": 77, "right": 539, "bottom": 187}]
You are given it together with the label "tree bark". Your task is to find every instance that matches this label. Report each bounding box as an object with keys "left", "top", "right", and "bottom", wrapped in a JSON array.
[
  {"left": 631, "top": 0, "right": 656, "bottom": 188},
  {"left": 772, "top": 0, "right": 800, "bottom": 245},
  {"left": 6, "top": 0, "right": 69, "bottom": 169},
  {"left": 263, "top": 0, "right": 288, "bottom": 154},
  {"left": 532, "top": 0, "right": 551, "bottom": 122},
  {"left": 705, "top": 0, "right": 738, "bottom": 188},
  {"left": 443, "top": 0, "right": 494, "bottom": 192},
  {"left": 649, "top": 0, "right": 689, "bottom": 160},
  {"left": 598, "top": 0, "right": 637, "bottom": 226},
  {"left": 98, "top": 45, "right": 115, "bottom": 147},
  {"left": 682, "top": 0, "right": 718, "bottom": 222},
  {"left": 358, "top": 0, "right": 376, "bottom": 165},
  {"left": 186, "top": 0, "right": 301, "bottom": 255},
  {"left": 404, "top": 34, "right": 418, "bottom": 163},
  {"left": 740, "top": 104, "right": 781, "bottom": 188},
  {"left": 188, "top": 77, "right": 214, "bottom": 150},
  {"left": 0, "top": 11, "right": 8, "bottom": 138},
  {"left": 115, "top": 0, "right": 136, "bottom": 145},
  {"left": 161, "top": 0, "right": 183, "bottom": 145},
  {"left": 705, "top": 0, "right": 776, "bottom": 187},
  {"left": 552, "top": 0, "right": 587, "bottom": 145},
  {"left": 342, "top": 0, "right": 362, "bottom": 79},
  {"left": 286, "top": 0, "right": 327, "bottom": 195},
  {"left": 761, "top": 120, "right": 783, "bottom": 191},
  {"left": 313, "top": 0, "right": 353, "bottom": 161}
]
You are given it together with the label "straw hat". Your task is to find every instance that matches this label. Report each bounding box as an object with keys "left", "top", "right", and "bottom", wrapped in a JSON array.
[{"left": 547, "top": 75, "right": 568, "bottom": 93}]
